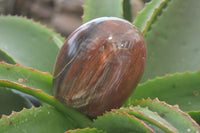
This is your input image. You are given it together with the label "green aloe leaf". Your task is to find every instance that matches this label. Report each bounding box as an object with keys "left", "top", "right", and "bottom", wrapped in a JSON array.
[
  {"left": 0, "top": 106, "right": 75, "bottom": 133},
  {"left": 82, "top": 0, "right": 123, "bottom": 23},
  {"left": 0, "top": 50, "right": 15, "bottom": 64},
  {"left": 137, "top": 0, "right": 200, "bottom": 82},
  {"left": 0, "top": 62, "right": 53, "bottom": 96},
  {"left": 0, "top": 16, "right": 65, "bottom": 74},
  {"left": 0, "top": 80, "right": 91, "bottom": 128},
  {"left": 124, "top": 71, "right": 200, "bottom": 112},
  {"left": 189, "top": 111, "right": 200, "bottom": 125},
  {"left": 91, "top": 112, "right": 154, "bottom": 133},
  {"left": 0, "top": 63, "right": 91, "bottom": 127},
  {"left": 133, "top": 0, "right": 169, "bottom": 35},
  {"left": 131, "top": 98, "right": 200, "bottom": 132},
  {"left": 114, "top": 107, "right": 178, "bottom": 132},
  {"left": 0, "top": 87, "right": 32, "bottom": 117},
  {"left": 65, "top": 128, "right": 106, "bottom": 133}
]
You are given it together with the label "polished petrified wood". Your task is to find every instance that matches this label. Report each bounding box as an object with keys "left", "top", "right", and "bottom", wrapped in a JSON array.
[{"left": 53, "top": 17, "right": 147, "bottom": 117}]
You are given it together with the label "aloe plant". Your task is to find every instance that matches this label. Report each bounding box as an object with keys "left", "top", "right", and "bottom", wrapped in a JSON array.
[{"left": 0, "top": 0, "right": 200, "bottom": 132}]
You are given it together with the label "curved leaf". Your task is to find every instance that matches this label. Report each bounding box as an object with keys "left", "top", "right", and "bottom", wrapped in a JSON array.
[
  {"left": 0, "top": 63, "right": 92, "bottom": 126},
  {"left": 140, "top": 0, "right": 200, "bottom": 82},
  {"left": 133, "top": 0, "right": 169, "bottom": 35},
  {"left": 83, "top": 0, "right": 123, "bottom": 23},
  {"left": 0, "top": 62, "right": 53, "bottom": 95},
  {"left": 0, "top": 87, "right": 32, "bottom": 117},
  {"left": 91, "top": 112, "right": 154, "bottom": 133},
  {"left": 0, "top": 16, "right": 65, "bottom": 73},
  {"left": 0, "top": 80, "right": 91, "bottom": 128},
  {"left": 0, "top": 106, "right": 75, "bottom": 133},
  {"left": 125, "top": 71, "right": 200, "bottom": 112},
  {"left": 131, "top": 98, "right": 200, "bottom": 132},
  {"left": 114, "top": 107, "right": 178, "bottom": 132}
]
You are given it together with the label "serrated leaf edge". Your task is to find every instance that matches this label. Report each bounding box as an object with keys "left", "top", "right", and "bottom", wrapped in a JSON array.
[
  {"left": 1, "top": 107, "right": 33, "bottom": 119},
  {"left": 0, "top": 15, "right": 65, "bottom": 48},
  {"left": 115, "top": 107, "right": 178, "bottom": 133},
  {"left": 133, "top": 0, "right": 171, "bottom": 36},
  {"left": 140, "top": 69, "right": 200, "bottom": 87},
  {"left": 133, "top": 98, "right": 200, "bottom": 128},
  {"left": 0, "top": 80, "right": 91, "bottom": 128},
  {"left": 95, "top": 111, "right": 155, "bottom": 133},
  {"left": 0, "top": 61, "right": 52, "bottom": 76}
]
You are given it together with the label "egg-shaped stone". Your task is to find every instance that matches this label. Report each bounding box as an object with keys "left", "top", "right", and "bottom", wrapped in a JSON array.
[{"left": 53, "top": 17, "right": 147, "bottom": 117}]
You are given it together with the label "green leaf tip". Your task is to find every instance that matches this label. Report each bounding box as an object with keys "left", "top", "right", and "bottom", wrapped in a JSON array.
[{"left": 133, "top": 0, "right": 170, "bottom": 36}]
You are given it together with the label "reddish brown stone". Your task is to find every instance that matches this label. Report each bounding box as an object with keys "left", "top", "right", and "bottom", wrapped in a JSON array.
[{"left": 53, "top": 17, "right": 147, "bottom": 117}]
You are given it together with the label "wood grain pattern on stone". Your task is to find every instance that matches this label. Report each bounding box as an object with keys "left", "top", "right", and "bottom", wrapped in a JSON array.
[{"left": 53, "top": 17, "right": 147, "bottom": 117}]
